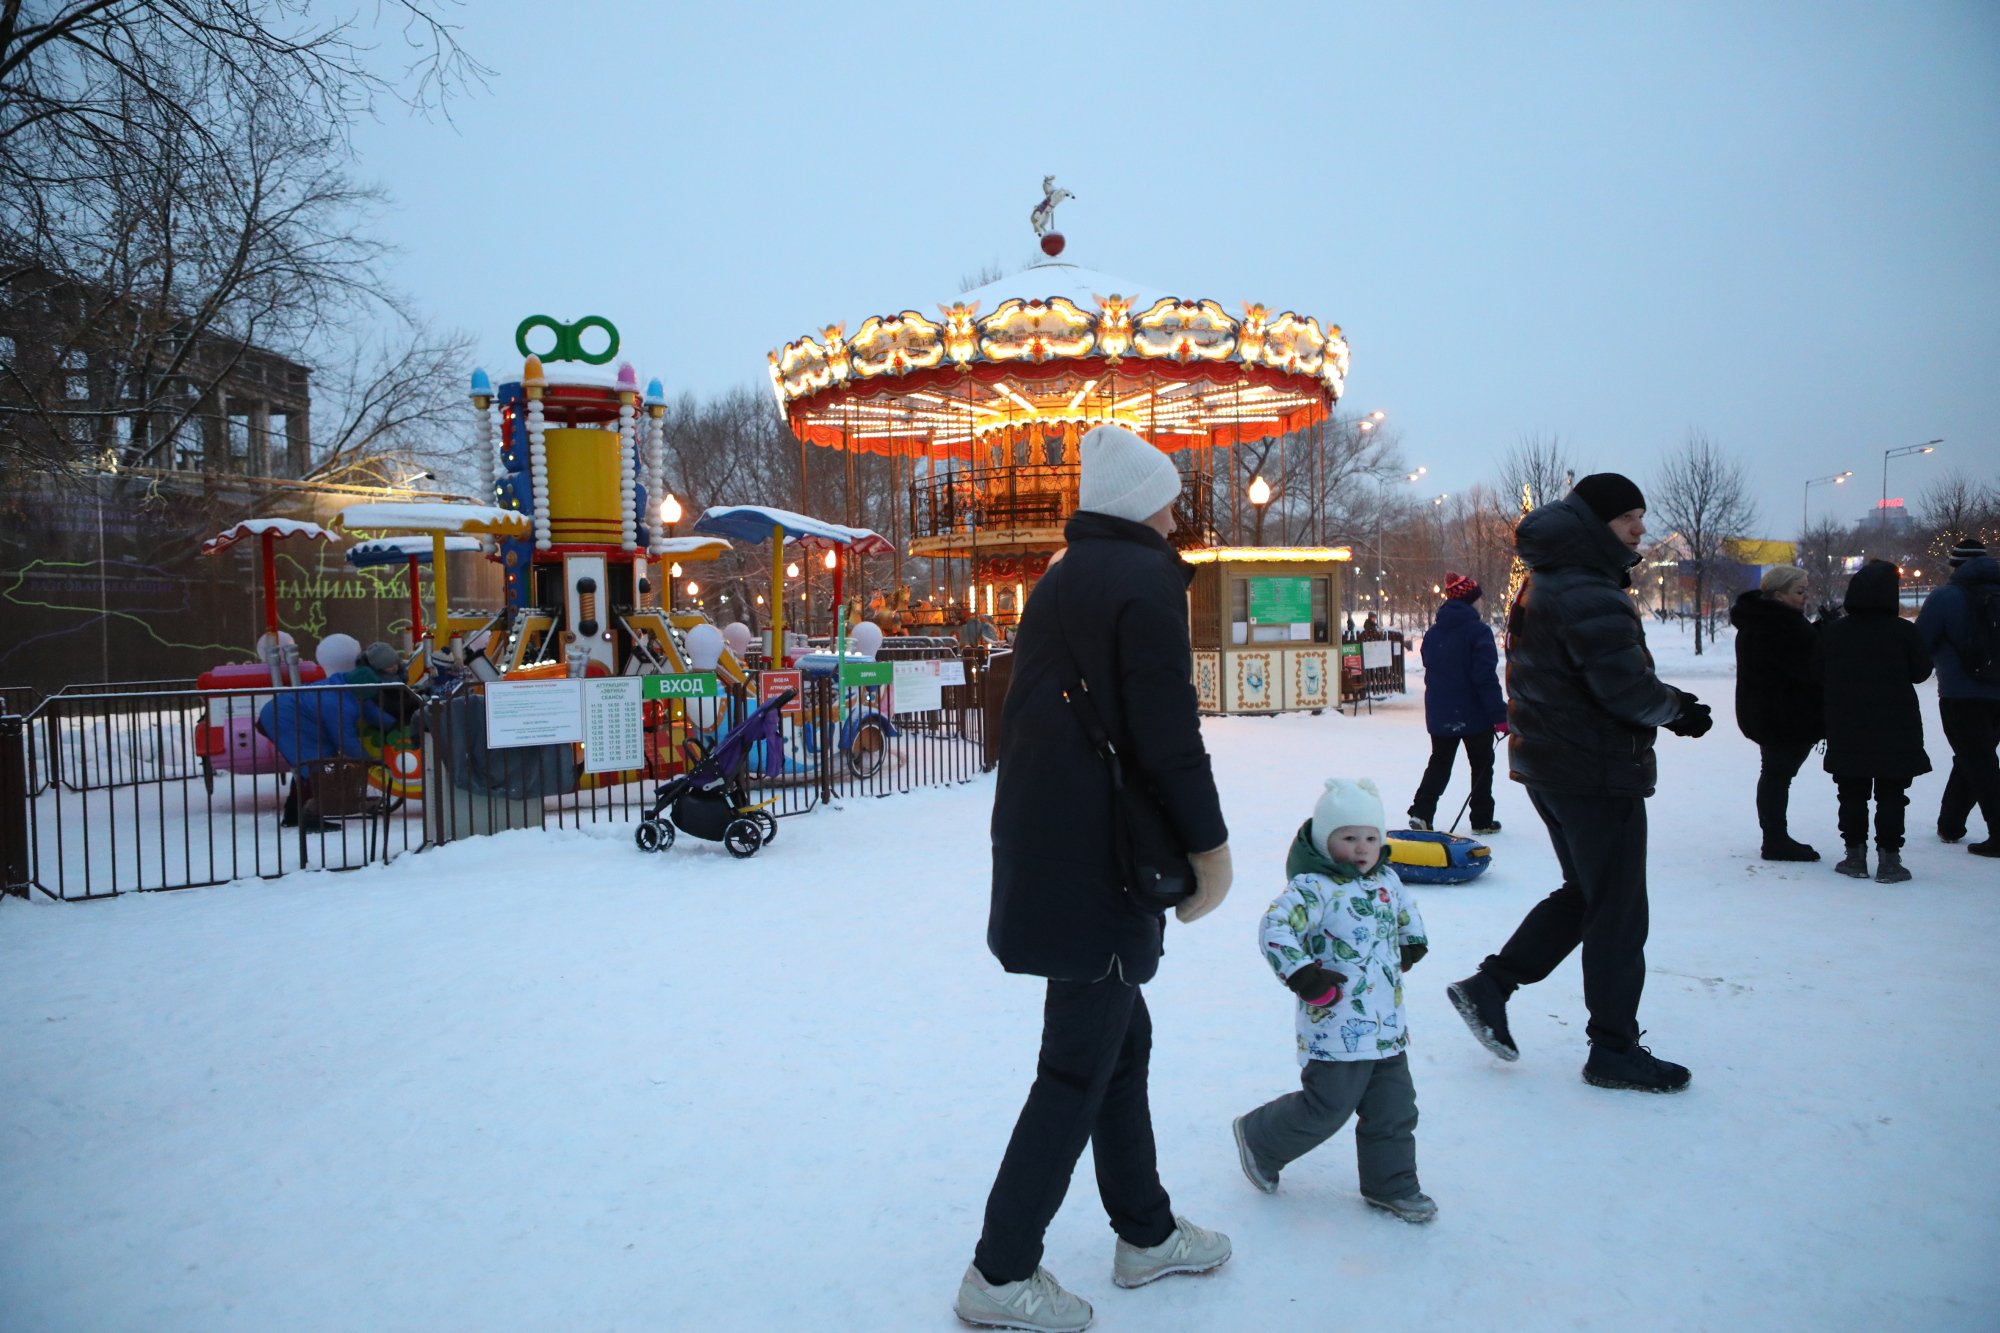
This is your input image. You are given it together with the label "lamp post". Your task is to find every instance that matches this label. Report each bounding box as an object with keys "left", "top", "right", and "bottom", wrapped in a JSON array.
[
  {"left": 661, "top": 493, "right": 682, "bottom": 610},
  {"left": 1803, "top": 471, "right": 1852, "bottom": 533},
  {"left": 1879, "top": 441, "right": 1939, "bottom": 532},
  {"left": 1247, "top": 474, "right": 1271, "bottom": 544}
]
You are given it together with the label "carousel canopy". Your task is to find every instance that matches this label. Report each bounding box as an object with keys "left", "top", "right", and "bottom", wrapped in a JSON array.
[
  {"left": 693, "top": 505, "right": 893, "bottom": 553},
  {"left": 200, "top": 518, "right": 334, "bottom": 556},
  {"left": 769, "top": 259, "right": 1349, "bottom": 458},
  {"left": 335, "top": 502, "right": 533, "bottom": 538},
  {"left": 344, "top": 536, "right": 485, "bottom": 567}
]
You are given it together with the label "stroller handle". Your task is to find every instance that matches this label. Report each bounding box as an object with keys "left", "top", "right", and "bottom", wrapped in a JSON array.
[{"left": 766, "top": 686, "right": 798, "bottom": 708}]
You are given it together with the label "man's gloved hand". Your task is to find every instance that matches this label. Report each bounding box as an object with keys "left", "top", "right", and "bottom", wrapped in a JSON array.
[
  {"left": 1664, "top": 690, "right": 1713, "bottom": 738},
  {"left": 1176, "top": 844, "right": 1233, "bottom": 924},
  {"left": 1285, "top": 962, "right": 1347, "bottom": 1006},
  {"left": 1399, "top": 942, "right": 1428, "bottom": 973}
]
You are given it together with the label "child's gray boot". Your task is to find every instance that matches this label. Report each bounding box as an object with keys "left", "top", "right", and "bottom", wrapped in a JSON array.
[{"left": 1834, "top": 843, "right": 1869, "bottom": 878}]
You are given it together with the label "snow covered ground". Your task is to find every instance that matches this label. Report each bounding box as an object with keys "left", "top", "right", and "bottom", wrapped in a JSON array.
[{"left": 3, "top": 624, "right": 1996, "bottom": 1331}]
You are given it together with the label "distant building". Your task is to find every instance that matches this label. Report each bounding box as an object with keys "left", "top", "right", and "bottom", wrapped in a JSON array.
[{"left": 0, "top": 262, "right": 312, "bottom": 477}]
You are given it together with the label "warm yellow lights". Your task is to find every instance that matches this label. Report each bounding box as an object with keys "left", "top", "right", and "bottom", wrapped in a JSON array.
[
  {"left": 823, "top": 549, "right": 838, "bottom": 570},
  {"left": 1181, "top": 546, "right": 1352, "bottom": 564},
  {"left": 785, "top": 562, "right": 800, "bottom": 578},
  {"left": 1247, "top": 476, "right": 1272, "bottom": 506},
  {"left": 661, "top": 493, "right": 682, "bottom": 525},
  {"left": 686, "top": 580, "right": 699, "bottom": 596},
  {"left": 670, "top": 562, "right": 682, "bottom": 578}
]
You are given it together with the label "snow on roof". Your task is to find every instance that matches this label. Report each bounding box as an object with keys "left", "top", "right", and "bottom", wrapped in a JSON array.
[
  {"left": 336, "top": 502, "right": 533, "bottom": 536},
  {"left": 653, "top": 536, "right": 733, "bottom": 561},
  {"left": 345, "top": 536, "right": 485, "bottom": 567},
  {"left": 200, "top": 518, "right": 335, "bottom": 556},
  {"left": 693, "top": 505, "right": 892, "bottom": 552},
  {"left": 952, "top": 261, "right": 1165, "bottom": 313}
]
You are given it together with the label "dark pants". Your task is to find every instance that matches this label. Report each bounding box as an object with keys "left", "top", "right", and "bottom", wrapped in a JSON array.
[
  {"left": 1938, "top": 698, "right": 2000, "bottom": 839},
  {"left": 1836, "top": 776, "right": 1909, "bottom": 851},
  {"left": 1409, "top": 732, "right": 1496, "bottom": 826},
  {"left": 1238, "top": 1053, "right": 1420, "bottom": 1201},
  {"left": 973, "top": 974, "right": 1176, "bottom": 1285},
  {"left": 1755, "top": 741, "right": 1815, "bottom": 841},
  {"left": 1481, "top": 788, "right": 1649, "bottom": 1049}
]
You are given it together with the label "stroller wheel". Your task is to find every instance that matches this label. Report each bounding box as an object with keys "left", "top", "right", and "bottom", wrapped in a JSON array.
[
  {"left": 846, "top": 720, "right": 887, "bottom": 779},
  {"left": 722, "top": 817, "right": 763, "bottom": 859},
  {"left": 753, "top": 809, "right": 778, "bottom": 845},
  {"left": 635, "top": 819, "right": 675, "bottom": 853}
]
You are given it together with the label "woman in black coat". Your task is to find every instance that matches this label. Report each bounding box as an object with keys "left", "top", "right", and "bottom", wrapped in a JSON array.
[
  {"left": 1729, "top": 565, "right": 1824, "bottom": 860},
  {"left": 1820, "top": 559, "right": 1932, "bottom": 882}
]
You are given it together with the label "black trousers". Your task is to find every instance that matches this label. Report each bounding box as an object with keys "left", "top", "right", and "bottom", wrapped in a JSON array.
[
  {"left": 973, "top": 974, "right": 1176, "bottom": 1285},
  {"left": 1938, "top": 698, "right": 2000, "bottom": 839},
  {"left": 1836, "top": 776, "right": 1909, "bottom": 851},
  {"left": 1409, "top": 732, "right": 1496, "bottom": 825},
  {"left": 1481, "top": 788, "right": 1648, "bottom": 1050},
  {"left": 1755, "top": 741, "right": 1815, "bottom": 840}
]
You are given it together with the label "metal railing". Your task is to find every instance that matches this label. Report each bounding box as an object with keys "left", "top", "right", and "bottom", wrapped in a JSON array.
[{"left": 1, "top": 657, "right": 994, "bottom": 900}]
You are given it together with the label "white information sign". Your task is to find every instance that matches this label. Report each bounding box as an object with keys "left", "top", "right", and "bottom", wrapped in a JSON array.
[
  {"left": 581, "top": 677, "right": 646, "bottom": 774},
  {"left": 892, "top": 660, "right": 944, "bottom": 715},
  {"left": 937, "top": 658, "right": 967, "bottom": 687},
  {"left": 1288, "top": 622, "right": 1311, "bottom": 641},
  {"left": 1361, "top": 639, "right": 1393, "bottom": 670},
  {"left": 484, "top": 678, "right": 584, "bottom": 748}
]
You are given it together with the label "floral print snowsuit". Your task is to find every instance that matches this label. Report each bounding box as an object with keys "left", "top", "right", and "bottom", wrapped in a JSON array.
[{"left": 1260, "top": 863, "right": 1428, "bottom": 1065}]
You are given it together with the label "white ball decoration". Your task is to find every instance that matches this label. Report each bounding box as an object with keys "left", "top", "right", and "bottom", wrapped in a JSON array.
[{"left": 849, "top": 621, "right": 885, "bottom": 659}]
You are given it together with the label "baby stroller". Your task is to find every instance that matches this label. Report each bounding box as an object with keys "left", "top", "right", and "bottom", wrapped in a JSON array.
[{"left": 634, "top": 687, "right": 794, "bottom": 858}]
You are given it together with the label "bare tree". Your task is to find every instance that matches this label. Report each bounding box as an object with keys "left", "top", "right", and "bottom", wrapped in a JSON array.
[
  {"left": 1497, "top": 432, "right": 1579, "bottom": 517},
  {"left": 1794, "top": 517, "right": 1851, "bottom": 616},
  {"left": 306, "top": 319, "right": 478, "bottom": 489},
  {"left": 1649, "top": 429, "right": 1758, "bottom": 654},
  {"left": 1915, "top": 469, "right": 2000, "bottom": 567}
]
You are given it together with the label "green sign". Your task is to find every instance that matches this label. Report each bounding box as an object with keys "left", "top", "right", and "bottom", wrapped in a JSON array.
[
  {"left": 840, "top": 661, "right": 894, "bottom": 687},
  {"left": 1248, "top": 576, "right": 1312, "bottom": 625},
  {"left": 643, "top": 672, "right": 719, "bottom": 699}
]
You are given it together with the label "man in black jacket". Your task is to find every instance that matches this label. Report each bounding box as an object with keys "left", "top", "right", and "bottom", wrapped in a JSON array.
[
  {"left": 1445, "top": 474, "right": 1711, "bottom": 1094},
  {"left": 956, "top": 424, "right": 1234, "bottom": 1333}
]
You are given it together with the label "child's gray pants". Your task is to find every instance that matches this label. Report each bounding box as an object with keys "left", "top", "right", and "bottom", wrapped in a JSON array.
[{"left": 1239, "top": 1052, "right": 1420, "bottom": 1200}]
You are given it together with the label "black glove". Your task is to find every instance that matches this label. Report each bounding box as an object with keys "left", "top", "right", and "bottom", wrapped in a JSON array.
[
  {"left": 1285, "top": 963, "right": 1347, "bottom": 1004},
  {"left": 1664, "top": 690, "right": 1713, "bottom": 738},
  {"left": 1399, "top": 942, "right": 1427, "bottom": 973}
]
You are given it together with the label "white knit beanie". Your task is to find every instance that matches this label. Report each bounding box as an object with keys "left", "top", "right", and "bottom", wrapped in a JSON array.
[
  {"left": 1311, "top": 777, "right": 1387, "bottom": 850},
  {"left": 1078, "top": 424, "right": 1182, "bottom": 524}
]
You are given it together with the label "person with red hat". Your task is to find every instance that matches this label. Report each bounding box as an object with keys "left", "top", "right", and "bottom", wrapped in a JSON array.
[{"left": 1406, "top": 572, "right": 1507, "bottom": 835}]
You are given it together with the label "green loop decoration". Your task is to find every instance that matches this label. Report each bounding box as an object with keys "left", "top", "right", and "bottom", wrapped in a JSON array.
[{"left": 515, "top": 314, "right": 621, "bottom": 365}]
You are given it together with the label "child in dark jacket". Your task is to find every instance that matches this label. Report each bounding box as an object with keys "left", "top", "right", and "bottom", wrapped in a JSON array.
[
  {"left": 1232, "top": 778, "right": 1435, "bottom": 1223},
  {"left": 1820, "top": 560, "right": 1933, "bottom": 882}
]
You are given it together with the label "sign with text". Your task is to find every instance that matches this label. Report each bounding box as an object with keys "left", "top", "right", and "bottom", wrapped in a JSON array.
[
  {"left": 937, "top": 658, "right": 967, "bottom": 687},
  {"left": 759, "top": 668, "right": 803, "bottom": 716},
  {"left": 581, "top": 677, "right": 646, "bottom": 774},
  {"left": 643, "top": 672, "right": 719, "bottom": 699},
  {"left": 484, "top": 678, "right": 584, "bottom": 748},
  {"left": 840, "top": 660, "right": 894, "bottom": 688},
  {"left": 892, "top": 660, "right": 944, "bottom": 714},
  {"left": 1247, "top": 576, "right": 1312, "bottom": 626},
  {"left": 1361, "top": 639, "right": 1393, "bottom": 670}
]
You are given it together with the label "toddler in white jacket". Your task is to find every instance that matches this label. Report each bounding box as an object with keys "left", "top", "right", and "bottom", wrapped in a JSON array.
[{"left": 1231, "top": 777, "right": 1436, "bottom": 1222}]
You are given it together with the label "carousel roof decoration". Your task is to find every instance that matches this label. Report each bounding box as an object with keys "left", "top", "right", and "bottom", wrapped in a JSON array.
[
  {"left": 768, "top": 179, "right": 1350, "bottom": 460},
  {"left": 200, "top": 518, "right": 335, "bottom": 556}
]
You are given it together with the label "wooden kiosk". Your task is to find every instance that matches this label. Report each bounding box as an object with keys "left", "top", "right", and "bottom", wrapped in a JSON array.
[{"left": 1185, "top": 546, "right": 1350, "bottom": 714}]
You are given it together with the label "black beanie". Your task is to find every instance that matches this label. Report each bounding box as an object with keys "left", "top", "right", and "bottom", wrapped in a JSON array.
[{"left": 1571, "top": 473, "right": 1647, "bottom": 523}]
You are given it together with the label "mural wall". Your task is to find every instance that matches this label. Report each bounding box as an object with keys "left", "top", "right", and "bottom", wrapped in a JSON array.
[{"left": 0, "top": 474, "right": 501, "bottom": 694}]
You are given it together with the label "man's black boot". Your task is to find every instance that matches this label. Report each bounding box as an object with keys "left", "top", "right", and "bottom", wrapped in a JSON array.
[
  {"left": 1583, "top": 1041, "right": 1690, "bottom": 1093},
  {"left": 1446, "top": 971, "right": 1518, "bottom": 1061}
]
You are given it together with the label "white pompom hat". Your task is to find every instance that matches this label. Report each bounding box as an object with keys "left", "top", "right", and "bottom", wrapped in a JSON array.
[
  {"left": 1312, "top": 777, "right": 1387, "bottom": 849},
  {"left": 1078, "top": 423, "right": 1182, "bottom": 524}
]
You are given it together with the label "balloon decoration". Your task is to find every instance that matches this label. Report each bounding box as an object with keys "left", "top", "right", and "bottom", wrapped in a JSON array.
[
  {"left": 848, "top": 621, "right": 885, "bottom": 659},
  {"left": 684, "top": 623, "right": 724, "bottom": 671},
  {"left": 720, "top": 622, "right": 753, "bottom": 661}
]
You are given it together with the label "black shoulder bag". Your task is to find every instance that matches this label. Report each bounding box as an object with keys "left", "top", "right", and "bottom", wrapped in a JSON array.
[{"left": 1042, "top": 560, "right": 1196, "bottom": 913}]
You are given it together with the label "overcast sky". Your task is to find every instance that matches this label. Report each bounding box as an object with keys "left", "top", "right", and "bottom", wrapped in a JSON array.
[{"left": 349, "top": 1, "right": 1998, "bottom": 533}]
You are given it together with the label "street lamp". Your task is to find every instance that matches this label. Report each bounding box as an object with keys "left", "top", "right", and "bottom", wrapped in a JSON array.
[
  {"left": 1803, "top": 471, "right": 1852, "bottom": 532},
  {"left": 1247, "top": 474, "right": 1271, "bottom": 543},
  {"left": 1880, "top": 441, "right": 1940, "bottom": 530},
  {"left": 661, "top": 494, "right": 683, "bottom": 611}
]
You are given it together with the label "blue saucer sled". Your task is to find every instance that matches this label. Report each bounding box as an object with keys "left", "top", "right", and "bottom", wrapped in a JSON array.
[{"left": 1385, "top": 829, "right": 1493, "bottom": 884}]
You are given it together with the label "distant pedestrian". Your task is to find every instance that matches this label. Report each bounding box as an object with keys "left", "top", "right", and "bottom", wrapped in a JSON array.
[
  {"left": 1444, "top": 474, "right": 1711, "bottom": 1095},
  {"left": 1915, "top": 539, "right": 2000, "bottom": 856},
  {"left": 1821, "top": 559, "right": 1933, "bottom": 882},
  {"left": 1232, "top": 778, "right": 1436, "bottom": 1223},
  {"left": 1729, "top": 565, "right": 1825, "bottom": 861},
  {"left": 1407, "top": 572, "right": 1507, "bottom": 835}
]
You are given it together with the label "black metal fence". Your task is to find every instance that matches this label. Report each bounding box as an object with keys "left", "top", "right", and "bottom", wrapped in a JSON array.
[{"left": 1, "top": 651, "right": 995, "bottom": 901}]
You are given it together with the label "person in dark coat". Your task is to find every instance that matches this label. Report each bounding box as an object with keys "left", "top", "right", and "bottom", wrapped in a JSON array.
[
  {"left": 1729, "top": 564, "right": 1825, "bottom": 860},
  {"left": 957, "top": 423, "right": 1233, "bottom": 1333},
  {"left": 1915, "top": 539, "right": 2000, "bottom": 856},
  {"left": 1407, "top": 572, "right": 1507, "bottom": 834},
  {"left": 1821, "top": 559, "right": 1933, "bottom": 882},
  {"left": 1443, "top": 474, "right": 1711, "bottom": 1095}
]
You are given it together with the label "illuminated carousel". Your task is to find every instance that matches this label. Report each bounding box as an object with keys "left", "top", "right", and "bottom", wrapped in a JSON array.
[{"left": 768, "top": 178, "right": 1353, "bottom": 632}]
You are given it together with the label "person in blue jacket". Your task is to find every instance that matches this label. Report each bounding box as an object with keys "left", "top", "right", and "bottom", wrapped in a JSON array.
[
  {"left": 1407, "top": 572, "right": 1507, "bottom": 835},
  {"left": 1915, "top": 538, "right": 2000, "bottom": 856},
  {"left": 259, "top": 640, "right": 401, "bottom": 826}
]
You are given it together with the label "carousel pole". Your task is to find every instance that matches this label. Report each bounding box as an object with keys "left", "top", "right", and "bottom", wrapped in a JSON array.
[
  {"left": 770, "top": 524, "right": 787, "bottom": 665},
  {"left": 259, "top": 530, "right": 280, "bottom": 643},
  {"left": 431, "top": 532, "right": 450, "bottom": 651},
  {"left": 407, "top": 553, "right": 426, "bottom": 648}
]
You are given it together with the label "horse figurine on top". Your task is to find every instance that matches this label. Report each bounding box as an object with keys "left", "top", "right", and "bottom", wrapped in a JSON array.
[{"left": 1029, "top": 175, "right": 1074, "bottom": 238}]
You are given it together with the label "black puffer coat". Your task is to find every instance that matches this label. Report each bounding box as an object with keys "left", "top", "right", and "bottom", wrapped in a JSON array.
[
  {"left": 1730, "top": 589, "right": 1823, "bottom": 746},
  {"left": 1820, "top": 560, "right": 1933, "bottom": 780},
  {"left": 988, "top": 511, "right": 1228, "bottom": 983},
  {"left": 1504, "top": 494, "right": 1682, "bottom": 797}
]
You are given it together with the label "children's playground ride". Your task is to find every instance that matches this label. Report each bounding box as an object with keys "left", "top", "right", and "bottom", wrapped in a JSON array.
[
  {"left": 635, "top": 687, "right": 795, "bottom": 858},
  {"left": 1385, "top": 829, "right": 1492, "bottom": 884},
  {"left": 344, "top": 535, "right": 486, "bottom": 649}
]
